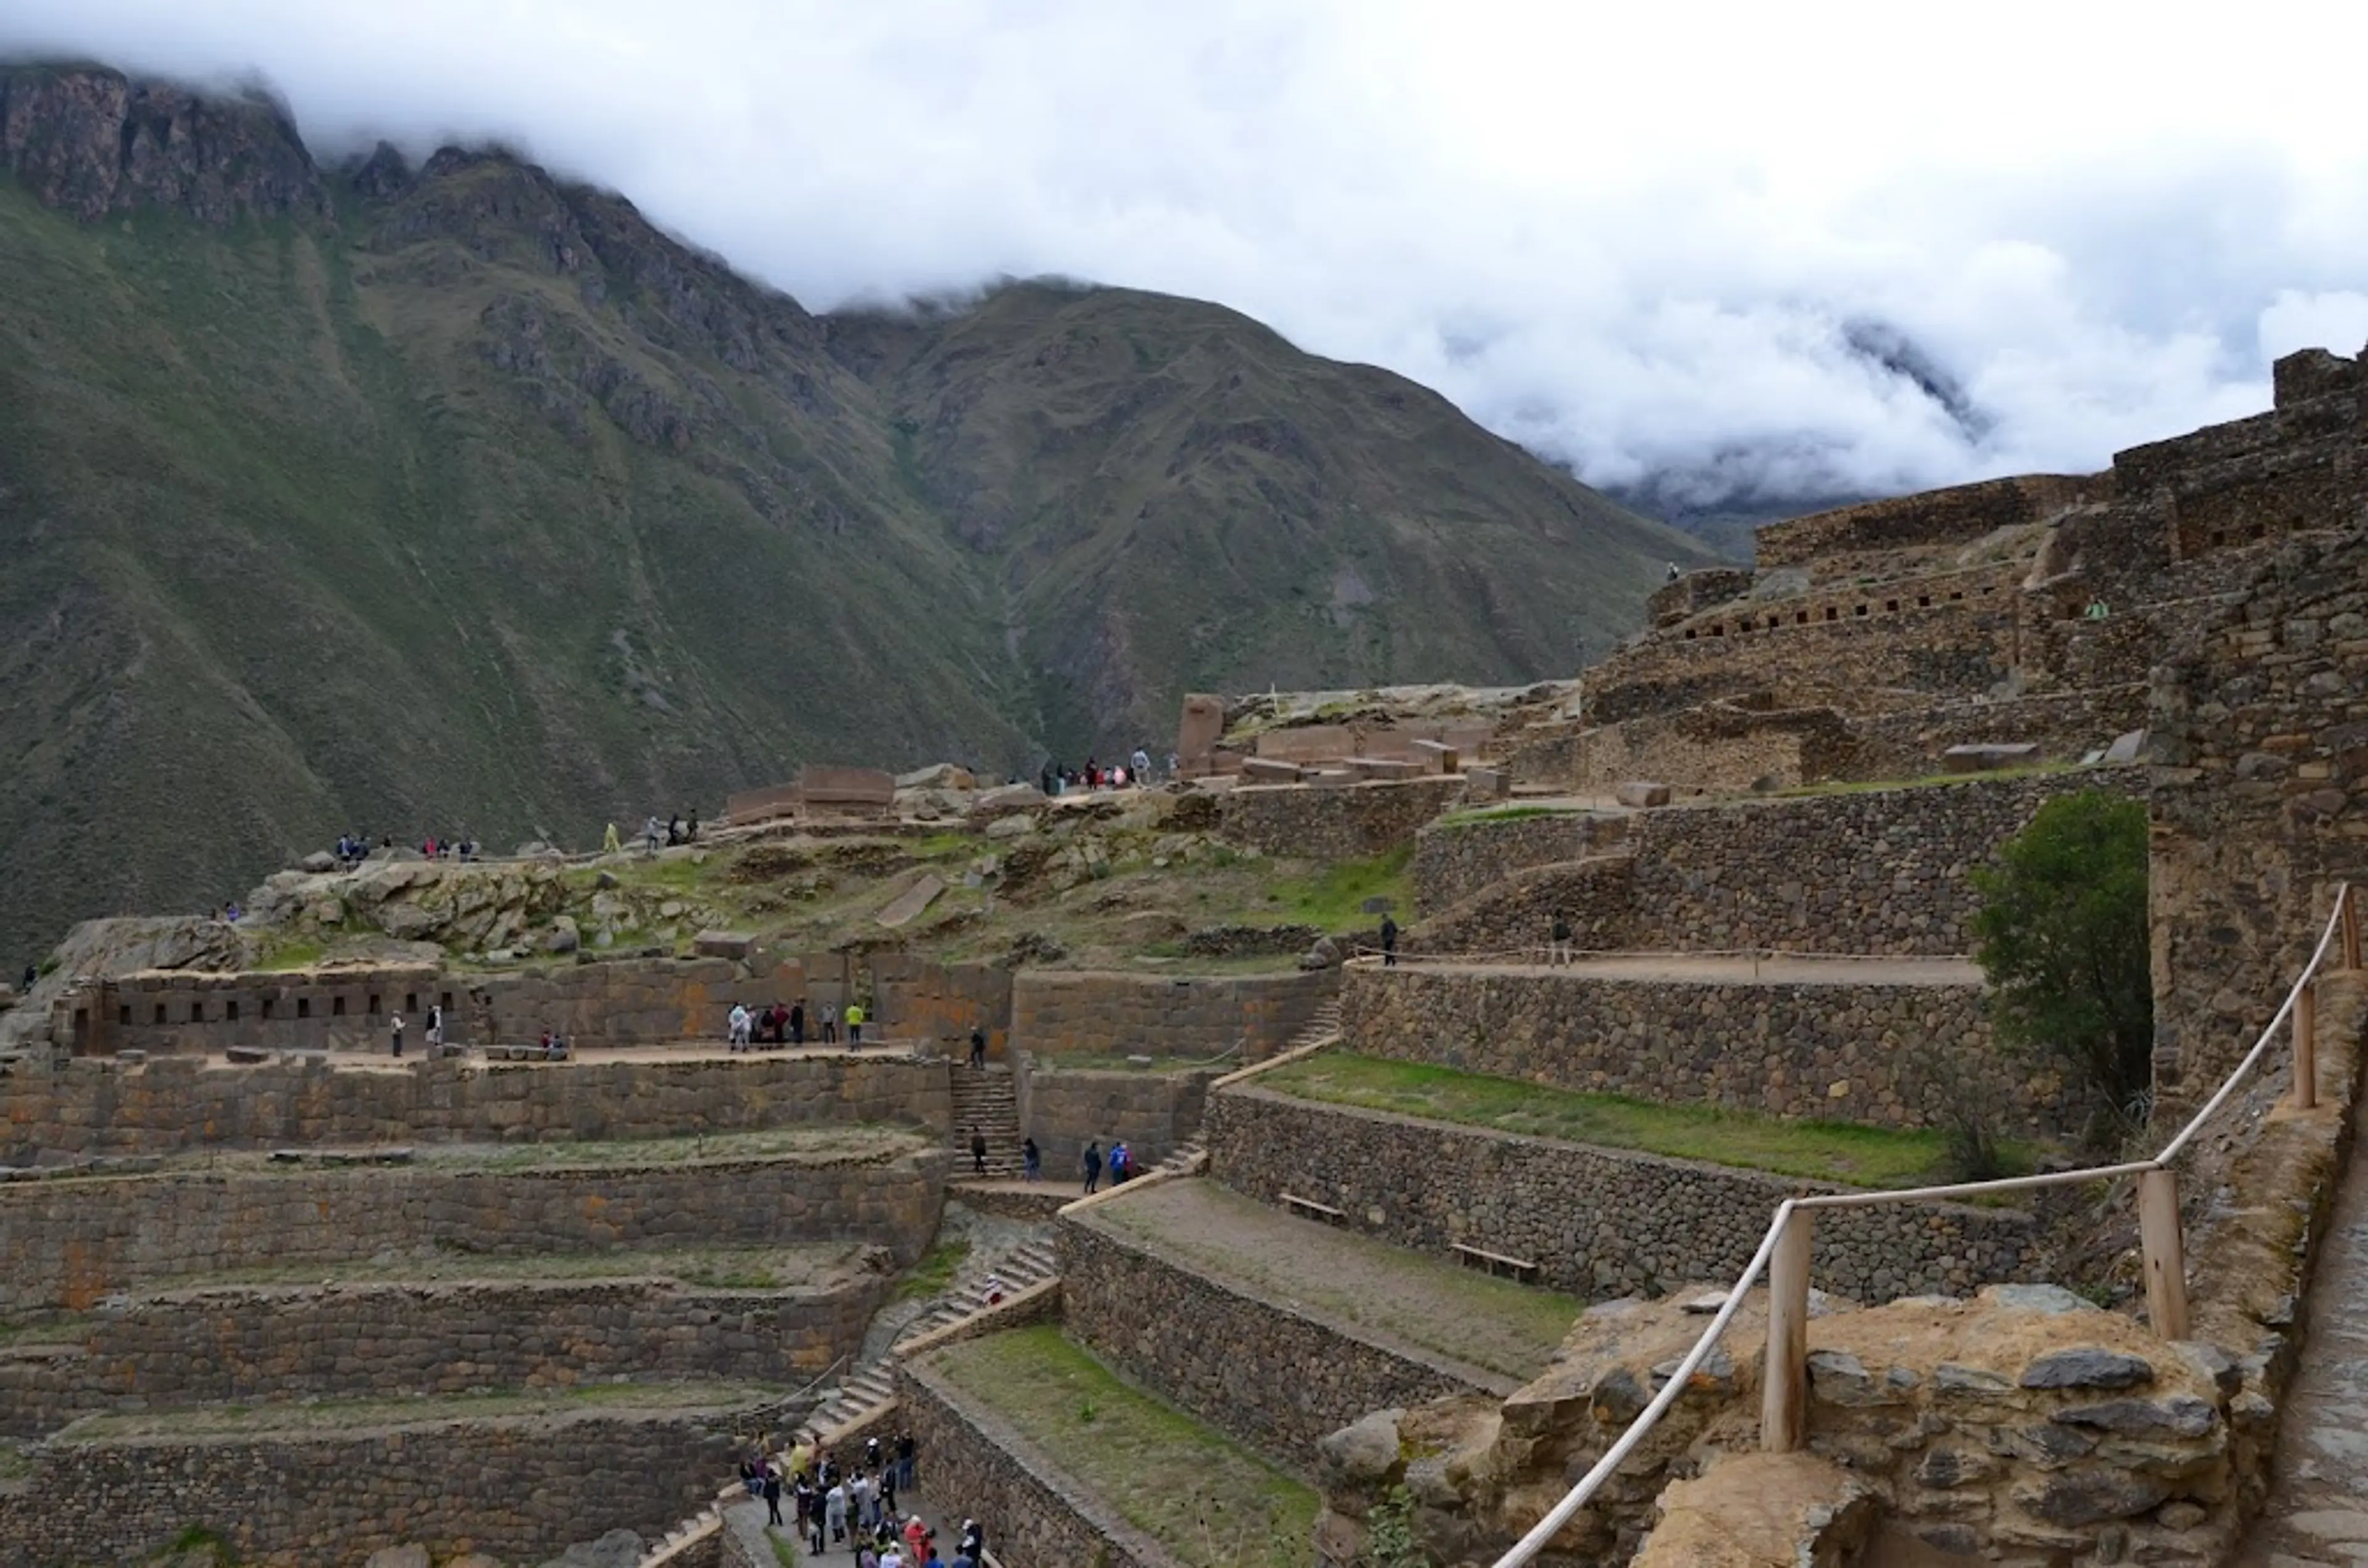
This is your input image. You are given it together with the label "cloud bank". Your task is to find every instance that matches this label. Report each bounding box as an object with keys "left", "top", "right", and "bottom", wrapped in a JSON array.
[{"left": 6, "top": 0, "right": 2367, "bottom": 507}]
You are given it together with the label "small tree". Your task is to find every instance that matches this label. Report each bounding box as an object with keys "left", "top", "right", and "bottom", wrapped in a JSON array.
[{"left": 1971, "top": 789, "right": 2153, "bottom": 1134}]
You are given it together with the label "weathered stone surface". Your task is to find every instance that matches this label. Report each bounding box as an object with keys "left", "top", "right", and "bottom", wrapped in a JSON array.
[
  {"left": 1317, "top": 1409, "right": 1404, "bottom": 1487},
  {"left": 2020, "top": 1347, "right": 2156, "bottom": 1391},
  {"left": 363, "top": 1546, "right": 430, "bottom": 1568},
  {"left": 1614, "top": 779, "right": 1672, "bottom": 808},
  {"left": 691, "top": 929, "right": 754, "bottom": 959}
]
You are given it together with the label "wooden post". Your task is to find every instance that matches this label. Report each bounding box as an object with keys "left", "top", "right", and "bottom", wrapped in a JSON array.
[
  {"left": 1761, "top": 1206, "right": 1813, "bottom": 1453},
  {"left": 2294, "top": 980, "right": 2319, "bottom": 1111},
  {"left": 2343, "top": 889, "right": 2361, "bottom": 972},
  {"left": 2138, "top": 1168, "right": 2190, "bottom": 1342}
]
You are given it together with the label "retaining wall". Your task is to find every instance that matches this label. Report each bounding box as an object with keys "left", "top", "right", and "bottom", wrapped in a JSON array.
[
  {"left": 898, "top": 1353, "right": 1183, "bottom": 1568},
  {"left": 1013, "top": 1062, "right": 1222, "bottom": 1180},
  {"left": 1058, "top": 1209, "right": 1490, "bottom": 1466},
  {"left": 1412, "top": 810, "right": 1620, "bottom": 916},
  {"left": 1217, "top": 775, "right": 1467, "bottom": 861},
  {"left": 1338, "top": 963, "right": 2087, "bottom": 1135},
  {"left": 1009, "top": 969, "right": 1334, "bottom": 1064},
  {"left": 0, "top": 1403, "right": 762, "bottom": 1568},
  {"left": 0, "top": 1147, "right": 948, "bottom": 1311},
  {"left": 0, "top": 1271, "right": 889, "bottom": 1438},
  {"left": 1622, "top": 767, "right": 2145, "bottom": 958},
  {"left": 1206, "top": 1088, "right": 2042, "bottom": 1302},
  {"left": 0, "top": 1053, "right": 952, "bottom": 1162}
]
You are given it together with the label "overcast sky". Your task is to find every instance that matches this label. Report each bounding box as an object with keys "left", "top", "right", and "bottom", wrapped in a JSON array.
[{"left": 7, "top": 0, "right": 2368, "bottom": 509}]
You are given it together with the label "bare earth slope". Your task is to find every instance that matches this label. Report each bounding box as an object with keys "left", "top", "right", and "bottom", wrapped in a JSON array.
[{"left": 0, "top": 61, "right": 1718, "bottom": 960}]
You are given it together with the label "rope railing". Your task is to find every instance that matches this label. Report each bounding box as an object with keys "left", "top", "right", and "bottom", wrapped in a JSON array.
[
  {"left": 1344, "top": 942, "right": 1962, "bottom": 970},
  {"left": 1490, "top": 882, "right": 2360, "bottom": 1568}
]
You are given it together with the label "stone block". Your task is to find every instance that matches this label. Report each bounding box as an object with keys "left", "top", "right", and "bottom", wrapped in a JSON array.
[
  {"left": 1240, "top": 757, "right": 1305, "bottom": 783},
  {"left": 692, "top": 930, "right": 754, "bottom": 960},
  {"left": 1412, "top": 738, "right": 1460, "bottom": 773},
  {"left": 1463, "top": 766, "right": 1513, "bottom": 800},
  {"left": 1614, "top": 780, "right": 1672, "bottom": 808},
  {"left": 2103, "top": 728, "right": 2148, "bottom": 764}
]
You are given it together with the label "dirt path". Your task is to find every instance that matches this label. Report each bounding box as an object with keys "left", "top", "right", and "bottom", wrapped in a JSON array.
[
  {"left": 2236, "top": 1088, "right": 2368, "bottom": 1566},
  {"left": 1389, "top": 953, "right": 1982, "bottom": 986}
]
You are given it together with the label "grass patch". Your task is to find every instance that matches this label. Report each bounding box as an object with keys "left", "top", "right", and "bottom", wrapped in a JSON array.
[
  {"left": 255, "top": 937, "right": 327, "bottom": 972},
  {"left": 1259, "top": 845, "right": 1412, "bottom": 930},
  {"left": 1770, "top": 762, "right": 2083, "bottom": 800},
  {"left": 895, "top": 1237, "right": 971, "bottom": 1301},
  {"left": 769, "top": 1536, "right": 800, "bottom": 1566},
  {"left": 1432, "top": 804, "right": 1579, "bottom": 830},
  {"left": 62, "top": 1380, "right": 777, "bottom": 1442},
  {"left": 1259, "top": 1053, "right": 2030, "bottom": 1191},
  {"left": 929, "top": 1326, "right": 1317, "bottom": 1567}
]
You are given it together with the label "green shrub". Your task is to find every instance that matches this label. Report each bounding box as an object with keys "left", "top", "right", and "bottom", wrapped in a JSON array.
[{"left": 1971, "top": 790, "right": 2152, "bottom": 1135}]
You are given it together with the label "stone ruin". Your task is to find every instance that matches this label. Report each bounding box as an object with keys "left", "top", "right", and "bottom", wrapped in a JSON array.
[{"left": 7, "top": 347, "right": 2368, "bottom": 1566}]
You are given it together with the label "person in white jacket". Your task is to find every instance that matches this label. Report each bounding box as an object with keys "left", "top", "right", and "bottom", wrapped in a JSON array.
[{"left": 727, "top": 1003, "right": 751, "bottom": 1051}]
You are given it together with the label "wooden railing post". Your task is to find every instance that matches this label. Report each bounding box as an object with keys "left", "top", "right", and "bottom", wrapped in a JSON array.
[
  {"left": 1761, "top": 1206, "right": 1813, "bottom": 1452},
  {"left": 2138, "top": 1168, "right": 2190, "bottom": 1341},
  {"left": 2343, "top": 887, "right": 2361, "bottom": 972},
  {"left": 2294, "top": 980, "right": 2319, "bottom": 1110}
]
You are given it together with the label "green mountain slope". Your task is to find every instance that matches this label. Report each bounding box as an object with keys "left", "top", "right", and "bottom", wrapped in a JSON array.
[{"left": 0, "top": 62, "right": 1720, "bottom": 961}]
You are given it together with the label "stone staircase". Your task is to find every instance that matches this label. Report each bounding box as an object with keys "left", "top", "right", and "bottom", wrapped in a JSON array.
[
  {"left": 949, "top": 1062, "right": 1025, "bottom": 1178},
  {"left": 796, "top": 1233, "right": 1059, "bottom": 1444}
]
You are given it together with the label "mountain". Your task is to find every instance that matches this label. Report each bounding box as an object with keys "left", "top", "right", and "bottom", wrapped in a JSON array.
[{"left": 0, "top": 61, "right": 1722, "bottom": 962}]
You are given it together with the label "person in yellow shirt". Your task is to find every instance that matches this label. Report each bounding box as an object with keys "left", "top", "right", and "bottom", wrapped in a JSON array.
[
  {"left": 601, "top": 821, "right": 622, "bottom": 855},
  {"left": 844, "top": 1001, "right": 865, "bottom": 1047}
]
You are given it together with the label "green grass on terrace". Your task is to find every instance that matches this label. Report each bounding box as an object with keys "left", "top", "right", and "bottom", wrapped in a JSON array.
[
  {"left": 1431, "top": 803, "right": 1582, "bottom": 831},
  {"left": 1769, "top": 761, "right": 2085, "bottom": 800},
  {"left": 1255, "top": 845, "right": 1412, "bottom": 930},
  {"left": 894, "top": 1236, "right": 971, "bottom": 1302},
  {"left": 1259, "top": 1053, "right": 2031, "bottom": 1191},
  {"left": 927, "top": 1326, "right": 1317, "bottom": 1568}
]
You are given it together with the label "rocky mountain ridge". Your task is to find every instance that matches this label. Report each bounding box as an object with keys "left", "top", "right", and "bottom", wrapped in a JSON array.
[{"left": 0, "top": 59, "right": 1719, "bottom": 962}]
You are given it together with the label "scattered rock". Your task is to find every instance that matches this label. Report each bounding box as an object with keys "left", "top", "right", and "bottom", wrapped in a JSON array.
[
  {"left": 300, "top": 850, "right": 338, "bottom": 874},
  {"left": 1984, "top": 1283, "right": 2090, "bottom": 1316},
  {"left": 545, "top": 915, "right": 580, "bottom": 954},
  {"left": 1614, "top": 780, "right": 1672, "bottom": 808},
  {"left": 363, "top": 1548, "right": 430, "bottom": 1568},
  {"left": 1316, "top": 1409, "right": 1403, "bottom": 1487}
]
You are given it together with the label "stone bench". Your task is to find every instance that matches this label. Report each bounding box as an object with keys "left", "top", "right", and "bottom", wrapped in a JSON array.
[
  {"left": 1280, "top": 1191, "right": 1347, "bottom": 1225},
  {"left": 1452, "top": 1241, "right": 1540, "bottom": 1283}
]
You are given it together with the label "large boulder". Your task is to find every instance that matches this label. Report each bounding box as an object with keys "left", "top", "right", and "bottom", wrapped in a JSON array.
[{"left": 539, "top": 1530, "right": 645, "bottom": 1568}]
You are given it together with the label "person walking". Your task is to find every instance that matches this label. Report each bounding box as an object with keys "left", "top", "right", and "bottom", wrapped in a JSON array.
[
  {"left": 845, "top": 1000, "right": 865, "bottom": 1046},
  {"left": 1109, "top": 1141, "right": 1131, "bottom": 1184},
  {"left": 644, "top": 815, "right": 662, "bottom": 857},
  {"left": 728, "top": 1002, "right": 750, "bottom": 1051},
  {"left": 790, "top": 998, "right": 806, "bottom": 1045},
  {"left": 389, "top": 1013, "right": 405, "bottom": 1058},
  {"left": 1549, "top": 911, "right": 1573, "bottom": 967},
  {"left": 762, "top": 1466, "right": 784, "bottom": 1528},
  {"left": 1022, "top": 1136, "right": 1041, "bottom": 1182},
  {"left": 1379, "top": 913, "right": 1399, "bottom": 967},
  {"left": 1081, "top": 1139, "right": 1103, "bottom": 1194},
  {"left": 602, "top": 821, "right": 622, "bottom": 855},
  {"left": 971, "top": 1127, "right": 989, "bottom": 1176},
  {"left": 968, "top": 1026, "right": 987, "bottom": 1069},
  {"left": 822, "top": 1002, "right": 839, "bottom": 1044},
  {"left": 825, "top": 1478, "right": 849, "bottom": 1545},
  {"left": 897, "top": 1432, "right": 916, "bottom": 1492},
  {"left": 426, "top": 1003, "right": 443, "bottom": 1053}
]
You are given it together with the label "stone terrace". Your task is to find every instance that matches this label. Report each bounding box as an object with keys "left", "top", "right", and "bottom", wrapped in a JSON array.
[{"left": 1059, "top": 1176, "right": 1578, "bottom": 1464}]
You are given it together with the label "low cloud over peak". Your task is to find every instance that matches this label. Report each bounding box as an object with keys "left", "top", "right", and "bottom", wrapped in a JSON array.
[{"left": 4, "top": 0, "right": 2364, "bottom": 510}]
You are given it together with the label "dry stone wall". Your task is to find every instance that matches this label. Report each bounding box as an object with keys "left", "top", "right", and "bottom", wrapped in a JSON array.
[
  {"left": 1217, "top": 775, "right": 1466, "bottom": 860},
  {"left": 1058, "top": 1207, "right": 1492, "bottom": 1466},
  {"left": 1206, "top": 1088, "right": 2041, "bottom": 1301},
  {"left": 1572, "top": 702, "right": 1857, "bottom": 795},
  {"left": 1407, "top": 854, "right": 1635, "bottom": 957},
  {"left": 0, "top": 1403, "right": 762, "bottom": 1568},
  {"left": 0, "top": 1148, "right": 947, "bottom": 1311},
  {"left": 0, "top": 1053, "right": 952, "bottom": 1162},
  {"left": 2150, "top": 524, "right": 2368, "bottom": 1099},
  {"left": 73, "top": 953, "right": 813, "bottom": 1057},
  {"left": 873, "top": 955, "right": 1012, "bottom": 1057},
  {"left": 1622, "top": 768, "right": 2145, "bottom": 958},
  {"left": 1339, "top": 964, "right": 2089, "bottom": 1135},
  {"left": 0, "top": 1271, "right": 887, "bottom": 1438},
  {"left": 1413, "top": 810, "right": 1619, "bottom": 915},
  {"left": 1010, "top": 969, "right": 1334, "bottom": 1064},
  {"left": 1013, "top": 1062, "right": 1220, "bottom": 1179},
  {"left": 897, "top": 1354, "right": 1184, "bottom": 1568}
]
